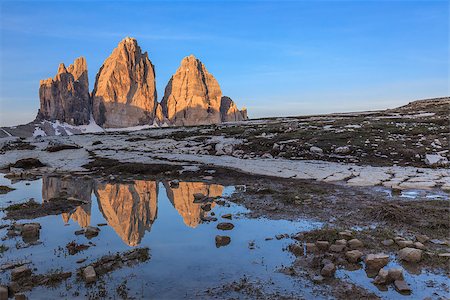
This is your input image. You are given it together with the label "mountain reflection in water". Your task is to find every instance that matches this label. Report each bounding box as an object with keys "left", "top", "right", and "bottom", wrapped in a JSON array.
[{"left": 41, "top": 175, "right": 224, "bottom": 246}]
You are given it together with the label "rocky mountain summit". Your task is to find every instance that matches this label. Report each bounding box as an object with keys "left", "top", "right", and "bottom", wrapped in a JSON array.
[
  {"left": 92, "top": 37, "right": 158, "bottom": 128},
  {"left": 35, "top": 37, "right": 247, "bottom": 131},
  {"left": 37, "top": 57, "right": 90, "bottom": 125}
]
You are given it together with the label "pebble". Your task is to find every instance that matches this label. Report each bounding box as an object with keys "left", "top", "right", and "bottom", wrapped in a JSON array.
[{"left": 83, "top": 266, "right": 97, "bottom": 283}]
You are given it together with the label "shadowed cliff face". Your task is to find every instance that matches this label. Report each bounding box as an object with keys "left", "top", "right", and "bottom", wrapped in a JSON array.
[
  {"left": 161, "top": 55, "right": 223, "bottom": 126},
  {"left": 38, "top": 57, "right": 91, "bottom": 125},
  {"left": 220, "top": 96, "right": 248, "bottom": 122},
  {"left": 92, "top": 37, "right": 158, "bottom": 128},
  {"left": 94, "top": 180, "right": 158, "bottom": 246},
  {"left": 41, "top": 176, "right": 93, "bottom": 227},
  {"left": 163, "top": 181, "right": 223, "bottom": 228}
]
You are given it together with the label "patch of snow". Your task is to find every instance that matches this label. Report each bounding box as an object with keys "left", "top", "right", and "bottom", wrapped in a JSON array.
[{"left": 33, "top": 127, "right": 47, "bottom": 137}]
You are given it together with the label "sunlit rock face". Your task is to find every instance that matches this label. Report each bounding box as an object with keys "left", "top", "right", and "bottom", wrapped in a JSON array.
[
  {"left": 42, "top": 176, "right": 93, "bottom": 227},
  {"left": 38, "top": 57, "right": 91, "bottom": 125},
  {"left": 92, "top": 37, "right": 158, "bottom": 128},
  {"left": 220, "top": 96, "right": 248, "bottom": 122},
  {"left": 163, "top": 181, "right": 223, "bottom": 228},
  {"left": 95, "top": 180, "right": 158, "bottom": 246},
  {"left": 61, "top": 204, "right": 91, "bottom": 228},
  {"left": 161, "top": 55, "right": 223, "bottom": 126}
]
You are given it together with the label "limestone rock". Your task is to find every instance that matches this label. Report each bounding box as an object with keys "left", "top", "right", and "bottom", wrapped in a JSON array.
[
  {"left": 398, "top": 247, "right": 422, "bottom": 262},
  {"left": 320, "top": 263, "right": 336, "bottom": 277},
  {"left": 38, "top": 57, "right": 90, "bottom": 125},
  {"left": 215, "top": 235, "right": 231, "bottom": 247},
  {"left": 11, "top": 266, "right": 31, "bottom": 281},
  {"left": 92, "top": 37, "right": 157, "bottom": 128},
  {"left": 345, "top": 250, "right": 363, "bottom": 263},
  {"left": 161, "top": 55, "right": 222, "bottom": 126},
  {"left": 83, "top": 266, "right": 97, "bottom": 283},
  {"left": 365, "top": 253, "right": 389, "bottom": 270},
  {"left": 220, "top": 96, "right": 247, "bottom": 122}
]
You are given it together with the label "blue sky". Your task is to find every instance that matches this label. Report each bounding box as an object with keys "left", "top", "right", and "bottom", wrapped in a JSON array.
[{"left": 0, "top": 0, "right": 448, "bottom": 126}]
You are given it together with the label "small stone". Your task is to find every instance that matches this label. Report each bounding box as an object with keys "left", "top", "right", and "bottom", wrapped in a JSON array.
[
  {"left": 14, "top": 293, "right": 27, "bottom": 300},
  {"left": 315, "top": 241, "right": 330, "bottom": 251},
  {"left": 74, "top": 229, "right": 85, "bottom": 235},
  {"left": 221, "top": 214, "right": 232, "bottom": 220},
  {"left": 398, "top": 247, "right": 422, "bottom": 263},
  {"left": 394, "top": 280, "right": 411, "bottom": 294},
  {"left": 416, "top": 234, "right": 430, "bottom": 243},
  {"left": 338, "top": 231, "right": 353, "bottom": 240},
  {"left": 394, "top": 236, "right": 405, "bottom": 243},
  {"left": 388, "top": 268, "right": 404, "bottom": 281},
  {"left": 11, "top": 266, "right": 32, "bottom": 281},
  {"left": 305, "top": 243, "right": 318, "bottom": 253},
  {"left": 84, "top": 226, "right": 100, "bottom": 239},
  {"left": 215, "top": 235, "right": 231, "bottom": 247},
  {"left": 289, "top": 243, "right": 303, "bottom": 256},
  {"left": 193, "top": 193, "right": 206, "bottom": 200},
  {"left": 83, "top": 266, "right": 97, "bottom": 283},
  {"left": 0, "top": 286, "right": 8, "bottom": 300},
  {"left": 201, "top": 203, "right": 211, "bottom": 211},
  {"left": 381, "top": 239, "right": 394, "bottom": 246},
  {"left": 438, "top": 253, "right": 450, "bottom": 258},
  {"left": 21, "top": 223, "right": 40, "bottom": 242},
  {"left": 335, "top": 146, "right": 351, "bottom": 154},
  {"left": 365, "top": 253, "right": 389, "bottom": 270},
  {"left": 312, "top": 275, "right": 324, "bottom": 284},
  {"left": 348, "top": 239, "right": 364, "bottom": 249},
  {"left": 310, "top": 146, "right": 323, "bottom": 154},
  {"left": 335, "top": 239, "right": 347, "bottom": 246},
  {"left": 373, "top": 268, "right": 389, "bottom": 285},
  {"left": 345, "top": 250, "right": 363, "bottom": 263},
  {"left": 76, "top": 258, "right": 87, "bottom": 264},
  {"left": 320, "top": 263, "right": 336, "bottom": 277},
  {"left": 216, "top": 223, "right": 234, "bottom": 230},
  {"left": 396, "top": 240, "right": 414, "bottom": 248},
  {"left": 330, "top": 244, "right": 346, "bottom": 253},
  {"left": 413, "top": 242, "right": 426, "bottom": 250}
]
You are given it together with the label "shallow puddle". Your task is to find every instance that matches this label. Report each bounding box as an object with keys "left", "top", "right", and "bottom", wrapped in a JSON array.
[
  {"left": 0, "top": 174, "right": 448, "bottom": 299},
  {"left": 0, "top": 174, "right": 322, "bottom": 298}
]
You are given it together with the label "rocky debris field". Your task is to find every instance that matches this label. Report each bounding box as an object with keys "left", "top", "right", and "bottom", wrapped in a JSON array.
[{"left": 0, "top": 97, "right": 448, "bottom": 299}]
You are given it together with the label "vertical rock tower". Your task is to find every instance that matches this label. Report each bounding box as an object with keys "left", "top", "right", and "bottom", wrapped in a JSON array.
[
  {"left": 220, "top": 96, "right": 248, "bottom": 122},
  {"left": 92, "top": 37, "right": 158, "bottom": 128},
  {"left": 161, "top": 55, "right": 223, "bottom": 126},
  {"left": 38, "top": 57, "right": 90, "bottom": 125}
]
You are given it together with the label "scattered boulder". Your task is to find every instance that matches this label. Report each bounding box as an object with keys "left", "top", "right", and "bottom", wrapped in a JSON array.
[
  {"left": 84, "top": 226, "right": 100, "bottom": 239},
  {"left": 315, "top": 241, "right": 330, "bottom": 251},
  {"left": 320, "top": 263, "right": 336, "bottom": 277},
  {"left": 396, "top": 240, "right": 414, "bottom": 248},
  {"left": 388, "top": 268, "right": 404, "bottom": 281},
  {"left": 221, "top": 214, "right": 232, "bottom": 220},
  {"left": 20, "top": 223, "right": 41, "bottom": 242},
  {"left": 382, "top": 239, "right": 395, "bottom": 246},
  {"left": 373, "top": 268, "right": 389, "bottom": 285},
  {"left": 415, "top": 234, "right": 430, "bottom": 244},
  {"left": 330, "top": 244, "right": 346, "bottom": 253},
  {"left": 0, "top": 286, "right": 8, "bottom": 300},
  {"left": 216, "top": 223, "right": 234, "bottom": 230},
  {"left": 334, "top": 146, "right": 351, "bottom": 154},
  {"left": 348, "top": 239, "right": 364, "bottom": 249},
  {"left": 14, "top": 293, "right": 27, "bottom": 300},
  {"left": 10, "top": 158, "right": 44, "bottom": 169},
  {"left": 394, "top": 280, "right": 411, "bottom": 294},
  {"left": 215, "top": 235, "right": 231, "bottom": 247},
  {"left": 345, "top": 250, "right": 363, "bottom": 263},
  {"left": 338, "top": 231, "right": 353, "bottom": 240},
  {"left": 365, "top": 253, "right": 389, "bottom": 270},
  {"left": 413, "top": 242, "right": 426, "bottom": 250},
  {"left": 398, "top": 247, "right": 422, "bottom": 263},
  {"left": 83, "top": 266, "right": 97, "bottom": 283},
  {"left": 335, "top": 239, "right": 348, "bottom": 246},
  {"left": 310, "top": 146, "right": 323, "bottom": 154}
]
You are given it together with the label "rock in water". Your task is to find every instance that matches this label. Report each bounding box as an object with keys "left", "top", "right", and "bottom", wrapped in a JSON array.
[
  {"left": 220, "top": 96, "right": 248, "bottom": 122},
  {"left": 38, "top": 57, "right": 90, "bottom": 125},
  {"left": 92, "top": 37, "right": 158, "bottom": 128},
  {"left": 161, "top": 55, "right": 222, "bottom": 126}
]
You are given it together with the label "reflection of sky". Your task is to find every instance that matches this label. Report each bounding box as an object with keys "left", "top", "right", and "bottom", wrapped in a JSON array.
[
  {"left": 0, "top": 174, "right": 448, "bottom": 299},
  {"left": 1, "top": 1, "right": 448, "bottom": 126}
]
